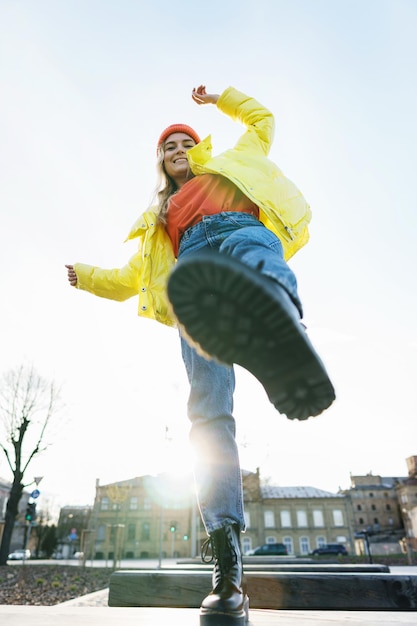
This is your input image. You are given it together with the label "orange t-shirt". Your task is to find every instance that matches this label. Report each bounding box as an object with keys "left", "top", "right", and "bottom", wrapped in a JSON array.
[{"left": 165, "top": 174, "right": 259, "bottom": 257}]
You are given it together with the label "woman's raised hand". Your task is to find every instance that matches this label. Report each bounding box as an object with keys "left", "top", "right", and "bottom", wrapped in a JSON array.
[{"left": 192, "top": 85, "right": 219, "bottom": 106}]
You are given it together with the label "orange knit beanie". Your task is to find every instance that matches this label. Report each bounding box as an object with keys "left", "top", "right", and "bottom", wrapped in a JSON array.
[{"left": 157, "top": 124, "right": 201, "bottom": 152}]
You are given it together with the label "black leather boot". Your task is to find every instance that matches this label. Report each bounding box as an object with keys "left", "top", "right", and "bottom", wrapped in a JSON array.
[
  {"left": 168, "top": 251, "right": 335, "bottom": 421},
  {"left": 200, "top": 524, "right": 249, "bottom": 625}
]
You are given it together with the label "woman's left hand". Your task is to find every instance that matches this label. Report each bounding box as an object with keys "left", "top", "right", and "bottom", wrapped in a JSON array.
[{"left": 192, "top": 85, "right": 219, "bottom": 105}]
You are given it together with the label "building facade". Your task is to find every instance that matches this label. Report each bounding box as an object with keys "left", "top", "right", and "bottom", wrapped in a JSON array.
[
  {"left": 242, "top": 470, "right": 353, "bottom": 555},
  {"left": 87, "top": 474, "right": 203, "bottom": 561},
  {"left": 396, "top": 456, "right": 417, "bottom": 551},
  {"left": 346, "top": 473, "right": 405, "bottom": 534},
  {"left": 341, "top": 471, "right": 409, "bottom": 556},
  {"left": 85, "top": 470, "right": 354, "bottom": 559},
  {"left": 56, "top": 505, "right": 92, "bottom": 558}
]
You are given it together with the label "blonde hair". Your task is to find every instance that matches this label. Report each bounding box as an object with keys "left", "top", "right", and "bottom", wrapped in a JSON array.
[
  {"left": 152, "top": 145, "right": 194, "bottom": 224},
  {"left": 150, "top": 147, "right": 176, "bottom": 224}
]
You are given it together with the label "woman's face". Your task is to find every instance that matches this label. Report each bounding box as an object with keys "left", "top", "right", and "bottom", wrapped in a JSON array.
[{"left": 163, "top": 132, "right": 196, "bottom": 187}]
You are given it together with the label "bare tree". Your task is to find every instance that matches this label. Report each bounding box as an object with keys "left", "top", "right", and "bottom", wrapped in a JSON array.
[{"left": 0, "top": 364, "right": 61, "bottom": 566}]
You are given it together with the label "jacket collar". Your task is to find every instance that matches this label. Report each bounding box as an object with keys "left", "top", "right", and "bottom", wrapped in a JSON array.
[
  {"left": 187, "top": 135, "right": 212, "bottom": 168},
  {"left": 125, "top": 210, "right": 158, "bottom": 241}
]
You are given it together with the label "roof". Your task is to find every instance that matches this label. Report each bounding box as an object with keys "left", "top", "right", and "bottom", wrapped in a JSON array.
[
  {"left": 261, "top": 485, "right": 344, "bottom": 499},
  {"left": 350, "top": 477, "right": 407, "bottom": 489}
]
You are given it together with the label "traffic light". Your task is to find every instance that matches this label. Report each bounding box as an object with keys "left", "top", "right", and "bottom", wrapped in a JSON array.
[
  {"left": 170, "top": 522, "right": 176, "bottom": 533},
  {"left": 25, "top": 502, "right": 37, "bottom": 522}
]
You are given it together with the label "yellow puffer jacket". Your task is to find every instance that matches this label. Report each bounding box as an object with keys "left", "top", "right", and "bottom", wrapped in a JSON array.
[{"left": 74, "top": 86, "right": 311, "bottom": 328}]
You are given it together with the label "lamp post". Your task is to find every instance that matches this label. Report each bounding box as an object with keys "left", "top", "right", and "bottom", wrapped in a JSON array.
[
  {"left": 401, "top": 507, "right": 414, "bottom": 565},
  {"left": 355, "top": 529, "right": 373, "bottom": 563},
  {"left": 170, "top": 522, "right": 177, "bottom": 558},
  {"left": 22, "top": 476, "right": 43, "bottom": 563},
  {"left": 106, "top": 483, "right": 130, "bottom": 569},
  {"left": 363, "top": 530, "right": 373, "bottom": 564},
  {"left": 158, "top": 500, "right": 164, "bottom": 569}
]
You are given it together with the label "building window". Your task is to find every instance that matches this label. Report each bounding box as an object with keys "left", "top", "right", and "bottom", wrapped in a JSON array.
[
  {"left": 333, "top": 509, "right": 344, "bottom": 526},
  {"left": 97, "top": 524, "right": 106, "bottom": 540},
  {"left": 359, "top": 517, "right": 364, "bottom": 524},
  {"left": 127, "top": 524, "right": 136, "bottom": 541},
  {"left": 371, "top": 504, "right": 376, "bottom": 511},
  {"left": 296, "top": 510, "right": 308, "bottom": 528},
  {"left": 369, "top": 492, "right": 374, "bottom": 498},
  {"left": 266, "top": 536, "right": 276, "bottom": 544},
  {"left": 242, "top": 537, "right": 251, "bottom": 554},
  {"left": 283, "top": 536, "right": 293, "bottom": 555},
  {"left": 386, "top": 504, "right": 391, "bottom": 511},
  {"left": 101, "top": 497, "right": 109, "bottom": 511},
  {"left": 280, "top": 510, "right": 291, "bottom": 528},
  {"left": 357, "top": 504, "right": 362, "bottom": 511},
  {"left": 141, "top": 522, "right": 150, "bottom": 541},
  {"left": 299, "top": 536, "right": 310, "bottom": 555},
  {"left": 244, "top": 512, "right": 251, "bottom": 529},
  {"left": 144, "top": 497, "right": 152, "bottom": 510},
  {"left": 313, "top": 510, "right": 324, "bottom": 527},
  {"left": 316, "top": 535, "right": 326, "bottom": 548},
  {"left": 129, "top": 497, "right": 138, "bottom": 510},
  {"left": 264, "top": 511, "right": 275, "bottom": 528}
]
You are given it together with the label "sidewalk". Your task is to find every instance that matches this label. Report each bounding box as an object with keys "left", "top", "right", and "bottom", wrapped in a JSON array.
[
  {"left": 1, "top": 565, "right": 417, "bottom": 624},
  {"left": 58, "top": 587, "right": 109, "bottom": 607},
  {"left": 1, "top": 605, "right": 417, "bottom": 625}
]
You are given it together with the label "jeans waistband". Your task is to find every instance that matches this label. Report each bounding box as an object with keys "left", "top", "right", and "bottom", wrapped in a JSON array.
[
  {"left": 184, "top": 211, "right": 259, "bottom": 236},
  {"left": 201, "top": 211, "right": 258, "bottom": 223}
]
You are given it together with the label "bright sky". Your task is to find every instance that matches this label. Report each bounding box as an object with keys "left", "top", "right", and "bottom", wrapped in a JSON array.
[{"left": 1, "top": 0, "right": 416, "bottom": 516}]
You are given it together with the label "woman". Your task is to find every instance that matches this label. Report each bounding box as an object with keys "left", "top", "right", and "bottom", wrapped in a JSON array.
[{"left": 66, "top": 84, "right": 335, "bottom": 626}]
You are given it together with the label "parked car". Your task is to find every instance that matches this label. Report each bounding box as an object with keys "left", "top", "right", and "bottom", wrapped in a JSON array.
[
  {"left": 246, "top": 543, "right": 288, "bottom": 556},
  {"left": 311, "top": 544, "right": 348, "bottom": 556},
  {"left": 8, "top": 549, "right": 31, "bottom": 560}
]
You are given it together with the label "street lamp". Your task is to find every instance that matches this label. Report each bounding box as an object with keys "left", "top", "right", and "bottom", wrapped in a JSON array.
[
  {"left": 355, "top": 530, "right": 373, "bottom": 564},
  {"left": 401, "top": 507, "right": 414, "bottom": 565},
  {"left": 23, "top": 476, "right": 43, "bottom": 562}
]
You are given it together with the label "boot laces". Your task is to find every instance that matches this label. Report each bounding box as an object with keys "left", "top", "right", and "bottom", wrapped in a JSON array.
[
  {"left": 201, "top": 525, "right": 239, "bottom": 569},
  {"left": 201, "top": 536, "right": 214, "bottom": 564}
]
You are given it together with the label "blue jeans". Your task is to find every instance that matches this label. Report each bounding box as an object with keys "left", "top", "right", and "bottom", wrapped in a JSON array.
[{"left": 178, "top": 212, "right": 301, "bottom": 535}]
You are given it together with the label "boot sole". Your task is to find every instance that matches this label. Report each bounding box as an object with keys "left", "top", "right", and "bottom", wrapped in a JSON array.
[
  {"left": 200, "top": 594, "right": 249, "bottom": 625},
  {"left": 168, "top": 252, "right": 335, "bottom": 420}
]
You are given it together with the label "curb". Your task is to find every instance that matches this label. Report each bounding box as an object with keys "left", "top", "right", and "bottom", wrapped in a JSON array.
[{"left": 57, "top": 588, "right": 109, "bottom": 607}]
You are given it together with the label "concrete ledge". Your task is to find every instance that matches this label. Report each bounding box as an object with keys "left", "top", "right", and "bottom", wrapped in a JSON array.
[
  {"left": 173, "top": 562, "right": 390, "bottom": 573},
  {"left": 109, "top": 569, "right": 417, "bottom": 610}
]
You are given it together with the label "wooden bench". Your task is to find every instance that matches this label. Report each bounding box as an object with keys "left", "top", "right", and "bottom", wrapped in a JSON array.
[{"left": 109, "top": 568, "right": 417, "bottom": 610}]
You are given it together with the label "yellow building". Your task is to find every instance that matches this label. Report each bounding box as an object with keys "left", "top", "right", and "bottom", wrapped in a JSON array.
[
  {"left": 88, "top": 474, "right": 205, "bottom": 560},
  {"left": 242, "top": 470, "right": 354, "bottom": 555},
  {"left": 87, "top": 470, "right": 354, "bottom": 559}
]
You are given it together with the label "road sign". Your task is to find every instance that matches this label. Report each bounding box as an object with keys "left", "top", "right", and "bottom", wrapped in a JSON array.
[{"left": 30, "top": 489, "right": 40, "bottom": 499}]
